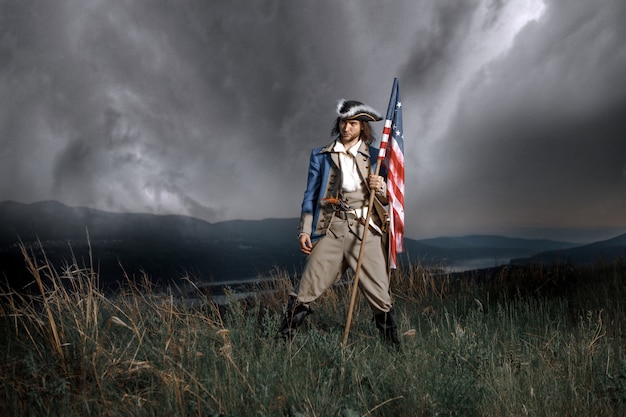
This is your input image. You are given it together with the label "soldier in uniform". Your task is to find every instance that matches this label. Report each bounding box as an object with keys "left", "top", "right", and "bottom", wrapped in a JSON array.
[{"left": 278, "top": 99, "right": 399, "bottom": 346}]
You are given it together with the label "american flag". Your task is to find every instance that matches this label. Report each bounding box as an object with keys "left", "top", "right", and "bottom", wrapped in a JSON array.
[{"left": 378, "top": 78, "right": 404, "bottom": 269}]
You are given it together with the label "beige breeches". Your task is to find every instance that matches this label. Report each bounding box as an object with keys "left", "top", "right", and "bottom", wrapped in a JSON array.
[{"left": 292, "top": 215, "right": 392, "bottom": 314}]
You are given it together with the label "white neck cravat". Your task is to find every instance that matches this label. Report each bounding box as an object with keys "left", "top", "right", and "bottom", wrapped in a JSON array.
[{"left": 334, "top": 140, "right": 362, "bottom": 193}]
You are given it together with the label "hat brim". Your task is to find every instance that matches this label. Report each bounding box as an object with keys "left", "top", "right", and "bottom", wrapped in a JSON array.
[
  {"left": 337, "top": 99, "right": 383, "bottom": 122},
  {"left": 343, "top": 112, "right": 382, "bottom": 122}
]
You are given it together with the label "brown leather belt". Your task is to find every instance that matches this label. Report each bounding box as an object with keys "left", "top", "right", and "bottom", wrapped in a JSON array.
[
  {"left": 335, "top": 211, "right": 357, "bottom": 220},
  {"left": 335, "top": 211, "right": 380, "bottom": 234},
  {"left": 335, "top": 210, "right": 378, "bottom": 233}
]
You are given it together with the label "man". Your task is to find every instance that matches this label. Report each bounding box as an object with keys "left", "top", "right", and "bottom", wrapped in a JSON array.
[{"left": 278, "top": 99, "right": 399, "bottom": 346}]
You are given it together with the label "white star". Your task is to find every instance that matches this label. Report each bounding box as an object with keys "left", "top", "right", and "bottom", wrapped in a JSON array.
[{"left": 396, "top": 101, "right": 402, "bottom": 109}]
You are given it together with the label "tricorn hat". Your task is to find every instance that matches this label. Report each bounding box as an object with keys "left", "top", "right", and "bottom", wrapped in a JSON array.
[{"left": 336, "top": 99, "right": 382, "bottom": 122}]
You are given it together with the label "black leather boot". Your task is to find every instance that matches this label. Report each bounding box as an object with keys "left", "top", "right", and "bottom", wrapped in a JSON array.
[
  {"left": 277, "top": 297, "right": 311, "bottom": 340},
  {"left": 374, "top": 307, "right": 400, "bottom": 347}
]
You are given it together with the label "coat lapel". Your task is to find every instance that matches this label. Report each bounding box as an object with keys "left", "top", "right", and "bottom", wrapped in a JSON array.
[
  {"left": 355, "top": 142, "right": 372, "bottom": 184},
  {"left": 321, "top": 141, "right": 341, "bottom": 170}
]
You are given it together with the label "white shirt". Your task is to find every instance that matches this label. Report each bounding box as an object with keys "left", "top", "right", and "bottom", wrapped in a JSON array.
[{"left": 333, "top": 139, "right": 362, "bottom": 193}]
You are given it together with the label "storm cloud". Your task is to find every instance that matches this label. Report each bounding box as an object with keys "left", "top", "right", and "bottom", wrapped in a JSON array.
[{"left": 1, "top": 0, "right": 625, "bottom": 242}]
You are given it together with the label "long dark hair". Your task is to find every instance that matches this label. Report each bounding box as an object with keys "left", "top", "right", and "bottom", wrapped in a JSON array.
[{"left": 331, "top": 118, "right": 377, "bottom": 145}]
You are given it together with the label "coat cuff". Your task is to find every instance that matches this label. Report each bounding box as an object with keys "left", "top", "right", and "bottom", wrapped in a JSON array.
[
  {"left": 376, "top": 182, "right": 389, "bottom": 204},
  {"left": 298, "top": 212, "right": 313, "bottom": 235}
]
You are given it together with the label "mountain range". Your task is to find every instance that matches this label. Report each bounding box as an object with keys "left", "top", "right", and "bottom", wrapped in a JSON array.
[{"left": 1, "top": 201, "right": 624, "bottom": 290}]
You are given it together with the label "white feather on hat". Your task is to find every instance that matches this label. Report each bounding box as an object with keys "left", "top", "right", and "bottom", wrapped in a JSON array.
[{"left": 336, "top": 99, "right": 382, "bottom": 121}]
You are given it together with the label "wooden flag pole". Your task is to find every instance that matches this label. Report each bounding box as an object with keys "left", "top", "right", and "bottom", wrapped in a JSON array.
[{"left": 341, "top": 162, "right": 383, "bottom": 346}]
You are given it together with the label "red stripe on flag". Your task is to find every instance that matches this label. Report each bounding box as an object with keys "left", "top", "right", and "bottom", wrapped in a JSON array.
[{"left": 378, "top": 120, "right": 393, "bottom": 160}]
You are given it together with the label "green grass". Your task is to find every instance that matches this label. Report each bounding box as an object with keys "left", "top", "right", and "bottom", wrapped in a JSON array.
[{"left": 1, "top": 244, "right": 625, "bottom": 416}]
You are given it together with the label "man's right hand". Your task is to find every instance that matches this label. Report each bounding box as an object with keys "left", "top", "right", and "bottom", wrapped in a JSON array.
[{"left": 299, "top": 233, "right": 312, "bottom": 255}]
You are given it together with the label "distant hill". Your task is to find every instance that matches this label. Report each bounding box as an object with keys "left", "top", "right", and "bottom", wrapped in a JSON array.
[
  {"left": 0, "top": 200, "right": 296, "bottom": 245},
  {"left": 2, "top": 200, "right": 623, "bottom": 290},
  {"left": 511, "top": 233, "right": 626, "bottom": 265},
  {"left": 0, "top": 201, "right": 304, "bottom": 290},
  {"left": 419, "top": 235, "right": 578, "bottom": 251},
  {"left": 401, "top": 235, "right": 579, "bottom": 270}
]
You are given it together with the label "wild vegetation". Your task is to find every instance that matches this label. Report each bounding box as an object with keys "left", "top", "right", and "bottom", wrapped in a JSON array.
[{"left": 1, "top": 244, "right": 624, "bottom": 416}]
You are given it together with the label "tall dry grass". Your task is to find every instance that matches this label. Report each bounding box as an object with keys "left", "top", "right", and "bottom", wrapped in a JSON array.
[{"left": 1, "top": 243, "right": 625, "bottom": 416}]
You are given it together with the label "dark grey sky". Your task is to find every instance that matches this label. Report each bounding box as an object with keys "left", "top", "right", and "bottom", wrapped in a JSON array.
[{"left": 1, "top": 0, "right": 625, "bottom": 242}]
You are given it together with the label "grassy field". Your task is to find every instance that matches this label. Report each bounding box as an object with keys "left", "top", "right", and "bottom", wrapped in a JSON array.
[{"left": 1, "top": 245, "right": 625, "bottom": 416}]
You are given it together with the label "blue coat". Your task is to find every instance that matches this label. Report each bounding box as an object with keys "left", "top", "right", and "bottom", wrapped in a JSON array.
[{"left": 298, "top": 140, "right": 389, "bottom": 242}]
